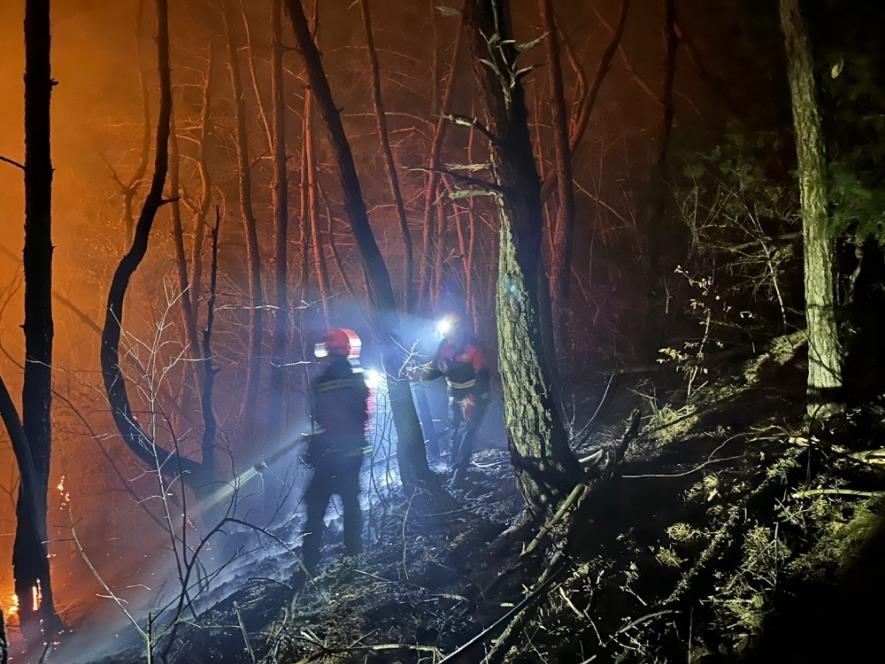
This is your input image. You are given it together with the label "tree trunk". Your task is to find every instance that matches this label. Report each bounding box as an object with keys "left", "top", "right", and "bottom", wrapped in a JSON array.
[
  {"left": 778, "top": 0, "right": 843, "bottom": 417},
  {"left": 637, "top": 0, "right": 677, "bottom": 360},
  {"left": 201, "top": 208, "right": 222, "bottom": 478},
  {"left": 223, "top": 0, "right": 264, "bottom": 438},
  {"left": 169, "top": 117, "right": 202, "bottom": 398},
  {"left": 539, "top": 0, "right": 575, "bottom": 329},
  {"left": 285, "top": 0, "right": 442, "bottom": 495},
  {"left": 268, "top": 0, "right": 289, "bottom": 443},
  {"left": 305, "top": 90, "right": 331, "bottom": 324},
  {"left": 360, "top": 0, "right": 414, "bottom": 312},
  {"left": 539, "top": 0, "right": 629, "bottom": 204},
  {"left": 464, "top": 0, "right": 581, "bottom": 512},
  {"left": 416, "top": 11, "right": 464, "bottom": 314},
  {"left": 13, "top": 0, "right": 59, "bottom": 645},
  {"left": 188, "top": 44, "right": 214, "bottom": 311},
  {"left": 101, "top": 0, "right": 202, "bottom": 482}
]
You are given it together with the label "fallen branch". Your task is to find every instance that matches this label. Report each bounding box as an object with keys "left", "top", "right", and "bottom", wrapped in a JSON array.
[
  {"left": 792, "top": 488, "right": 885, "bottom": 500},
  {"left": 232, "top": 601, "right": 256, "bottom": 664},
  {"left": 439, "top": 550, "right": 568, "bottom": 664},
  {"left": 522, "top": 483, "right": 589, "bottom": 557}
]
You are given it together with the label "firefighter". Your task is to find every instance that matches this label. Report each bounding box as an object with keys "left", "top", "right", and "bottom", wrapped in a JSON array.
[
  {"left": 301, "top": 328, "right": 369, "bottom": 574},
  {"left": 419, "top": 312, "right": 490, "bottom": 485}
]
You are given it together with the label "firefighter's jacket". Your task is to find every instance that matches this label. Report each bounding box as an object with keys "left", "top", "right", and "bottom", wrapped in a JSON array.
[
  {"left": 309, "top": 356, "right": 370, "bottom": 460},
  {"left": 425, "top": 336, "right": 490, "bottom": 401}
]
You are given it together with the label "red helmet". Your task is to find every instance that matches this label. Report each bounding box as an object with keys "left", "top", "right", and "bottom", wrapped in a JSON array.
[{"left": 316, "top": 328, "right": 361, "bottom": 359}]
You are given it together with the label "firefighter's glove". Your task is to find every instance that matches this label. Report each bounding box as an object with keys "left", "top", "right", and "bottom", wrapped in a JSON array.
[{"left": 462, "top": 394, "right": 477, "bottom": 420}]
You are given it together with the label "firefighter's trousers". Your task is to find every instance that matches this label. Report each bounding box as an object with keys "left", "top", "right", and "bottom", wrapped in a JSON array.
[
  {"left": 449, "top": 394, "right": 489, "bottom": 473},
  {"left": 301, "top": 449, "right": 363, "bottom": 573}
]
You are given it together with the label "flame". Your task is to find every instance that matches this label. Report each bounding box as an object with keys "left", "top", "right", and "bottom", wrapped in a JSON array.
[
  {"left": 57, "top": 474, "right": 71, "bottom": 507},
  {"left": 32, "top": 581, "right": 41, "bottom": 612},
  {"left": 7, "top": 592, "right": 19, "bottom": 617}
]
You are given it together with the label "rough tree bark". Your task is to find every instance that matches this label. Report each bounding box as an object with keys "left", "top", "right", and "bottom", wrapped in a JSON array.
[
  {"left": 463, "top": 0, "right": 582, "bottom": 512},
  {"left": 223, "top": 0, "right": 264, "bottom": 438},
  {"left": 360, "top": 0, "right": 414, "bottom": 310},
  {"left": 778, "top": 0, "right": 843, "bottom": 417},
  {"left": 285, "top": 0, "right": 443, "bottom": 495},
  {"left": 101, "top": 0, "right": 202, "bottom": 482},
  {"left": 12, "top": 0, "right": 59, "bottom": 646}
]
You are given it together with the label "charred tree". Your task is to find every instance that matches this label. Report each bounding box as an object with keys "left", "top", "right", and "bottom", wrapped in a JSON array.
[
  {"left": 223, "top": 0, "right": 264, "bottom": 438},
  {"left": 11, "top": 0, "right": 60, "bottom": 646},
  {"left": 779, "top": 0, "right": 843, "bottom": 417},
  {"left": 201, "top": 209, "right": 222, "bottom": 480},
  {"left": 360, "top": 0, "right": 414, "bottom": 310},
  {"left": 101, "top": 0, "right": 202, "bottom": 483},
  {"left": 463, "top": 0, "right": 581, "bottom": 512},
  {"left": 285, "top": 0, "right": 443, "bottom": 495}
]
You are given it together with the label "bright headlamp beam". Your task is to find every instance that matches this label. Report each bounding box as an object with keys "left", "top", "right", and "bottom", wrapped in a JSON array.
[
  {"left": 436, "top": 317, "right": 452, "bottom": 337},
  {"left": 364, "top": 368, "right": 382, "bottom": 390}
]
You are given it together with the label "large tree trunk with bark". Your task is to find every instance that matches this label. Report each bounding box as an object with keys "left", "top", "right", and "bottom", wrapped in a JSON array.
[
  {"left": 464, "top": 0, "right": 581, "bottom": 512},
  {"left": 223, "top": 0, "right": 264, "bottom": 439},
  {"left": 779, "top": 0, "right": 843, "bottom": 417},
  {"left": 12, "top": 0, "right": 59, "bottom": 646},
  {"left": 285, "top": 0, "right": 442, "bottom": 495},
  {"left": 101, "top": 0, "right": 202, "bottom": 484}
]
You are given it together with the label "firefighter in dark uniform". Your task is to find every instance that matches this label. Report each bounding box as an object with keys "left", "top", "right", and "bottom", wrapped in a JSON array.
[
  {"left": 420, "top": 312, "right": 490, "bottom": 484},
  {"left": 301, "top": 328, "right": 369, "bottom": 574}
]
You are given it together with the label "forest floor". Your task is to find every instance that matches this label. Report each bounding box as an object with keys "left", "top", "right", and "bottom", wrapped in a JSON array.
[{"left": 71, "top": 332, "right": 885, "bottom": 663}]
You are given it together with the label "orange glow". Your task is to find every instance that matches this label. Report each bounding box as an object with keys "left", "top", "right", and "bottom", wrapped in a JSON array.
[{"left": 6, "top": 592, "right": 19, "bottom": 617}]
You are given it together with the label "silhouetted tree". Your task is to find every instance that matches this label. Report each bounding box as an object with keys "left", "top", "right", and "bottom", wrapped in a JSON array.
[
  {"left": 101, "top": 0, "right": 204, "bottom": 485},
  {"left": 285, "top": 0, "right": 444, "bottom": 495},
  {"left": 6, "top": 0, "right": 61, "bottom": 648}
]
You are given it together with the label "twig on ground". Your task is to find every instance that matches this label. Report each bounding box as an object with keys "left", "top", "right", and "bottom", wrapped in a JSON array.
[
  {"left": 792, "top": 488, "right": 885, "bottom": 500},
  {"left": 623, "top": 433, "right": 746, "bottom": 479},
  {"left": 233, "top": 601, "right": 256, "bottom": 664},
  {"left": 402, "top": 489, "right": 416, "bottom": 580}
]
